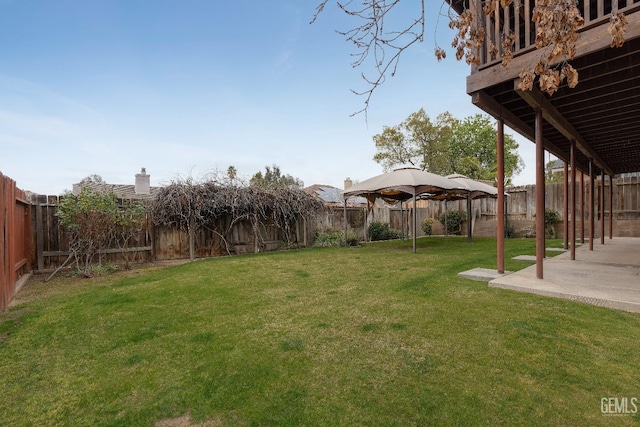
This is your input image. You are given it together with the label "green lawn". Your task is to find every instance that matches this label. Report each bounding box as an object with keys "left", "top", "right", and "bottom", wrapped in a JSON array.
[{"left": 1, "top": 237, "right": 639, "bottom": 426}]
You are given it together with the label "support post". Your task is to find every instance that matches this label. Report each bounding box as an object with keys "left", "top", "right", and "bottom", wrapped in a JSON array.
[
  {"left": 467, "top": 196, "right": 472, "bottom": 244},
  {"left": 570, "top": 140, "right": 576, "bottom": 260},
  {"left": 609, "top": 175, "right": 613, "bottom": 239},
  {"left": 600, "top": 170, "right": 605, "bottom": 245},
  {"left": 535, "top": 109, "right": 545, "bottom": 279},
  {"left": 563, "top": 161, "right": 569, "bottom": 250},
  {"left": 497, "top": 118, "right": 505, "bottom": 273},
  {"left": 363, "top": 207, "right": 367, "bottom": 242},
  {"left": 412, "top": 193, "right": 417, "bottom": 253},
  {"left": 589, "top": 161, "right": 595, "bottom": 251},
  {"left": 579, "top": 170, "right": 584, "bottom": 243},
  {"left": 400, "top": 201, "right": 404, "bottom": 241}
]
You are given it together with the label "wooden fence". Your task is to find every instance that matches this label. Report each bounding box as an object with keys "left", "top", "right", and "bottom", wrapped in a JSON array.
[
  {"left": 30, "top": 194, "right": 153, "bottom": 271},
  {"left": 28, "top": 194, "right": 315, "bottom": 271},
  {"left": 18, "top": 175, "right": 640, "bottom": 272},
  {"left": 323, "top": 177, "right": 640, "bottom": 239},
  {"left": 1, "top": 173, "right": 32, "bottom": 311}
]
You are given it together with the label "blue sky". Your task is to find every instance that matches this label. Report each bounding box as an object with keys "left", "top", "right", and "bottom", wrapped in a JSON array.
[{"left": 0, "top": 0, "right": 537, "bottom": 195}]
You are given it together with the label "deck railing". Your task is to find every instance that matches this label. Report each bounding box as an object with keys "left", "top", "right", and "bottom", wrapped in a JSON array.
[{"left": 476, "top": 0, "right": 640, "bottom": 69}]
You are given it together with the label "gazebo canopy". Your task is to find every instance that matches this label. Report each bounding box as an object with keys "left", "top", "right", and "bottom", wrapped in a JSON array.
[
  {"left": 341, "top": 168, "right": 467, "bottom": 252},
  {"left": 341, "top": 169, "right": 503, "bottom": 250},
  {"left": 342, "top": 167, "right": 466, "bottom": 201}
]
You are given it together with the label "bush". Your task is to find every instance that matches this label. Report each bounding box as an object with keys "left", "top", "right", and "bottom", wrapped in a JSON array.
[
  {"left": 533, "top": 209, "right": 561, "bottom": 237},
  {"left": 314, "top": 229, "right": 359, "bottom": 247},
  {"left": 368, "top": 222, "right": 401, "bottom": 241},
  {"left": 421, "top": 218, "right": 435, "bottom": 236},
  {"left": 438, "top": 210, "right": 467, "bottom": 235}
]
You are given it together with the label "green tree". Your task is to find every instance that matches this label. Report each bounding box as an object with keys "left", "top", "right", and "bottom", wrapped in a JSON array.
[
  {"left": 447, "top": 114, "right": 523, "bottom": 184},
  {"left": 373, "top": 111, "right": 524, "bottom": 183},
  {"left": 250, "top": 164, "right": 303, "bottom": 189},
  {"left": 373, "top": 109, "right": 453, "bottom": 174}
]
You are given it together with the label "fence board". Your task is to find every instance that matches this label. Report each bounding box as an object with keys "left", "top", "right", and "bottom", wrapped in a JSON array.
[{"left": 1, "top": 172, "right": 32, "bottom": 311}]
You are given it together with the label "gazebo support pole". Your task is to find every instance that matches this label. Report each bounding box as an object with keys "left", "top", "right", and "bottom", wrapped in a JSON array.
[
  {"left": 600, "top": 170, "right": 605, "bottom": 245},
  {"left": 609, "top": 175, "right": 613, "bottom": 239},
  {"left": 497, "top": 118, "right": 505, "bottom": 273},
  {"left": 467, "top": 196, "right": 472, "bottom": 244},
  {"left": 570, "top": 140, "right": 576, "bottom": 261},
  {"left": 444, "top": 201, "right": 448, "bottom": 237},
  {"left": 412, "top": 193, "right": 417, "bottom": 253},
  {"left": 401, "top": 201, "right": 404, "bottom": 241},
  {"left": 589, "top": 161, "right": 595, "bottom": 251},
  {"left": 535, "top": 109, "right": 545, "bottom": 279},
  {"left": 363, "top": 207, "right": 367, "bottom": 242}
]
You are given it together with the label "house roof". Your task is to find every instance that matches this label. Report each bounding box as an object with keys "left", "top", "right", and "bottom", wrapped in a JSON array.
[
  {"left": 72, "top": 182, "right": 161, "bottom": 200},
  {"left": 305, "top": 184, "right": 367, "bottom": 206}
]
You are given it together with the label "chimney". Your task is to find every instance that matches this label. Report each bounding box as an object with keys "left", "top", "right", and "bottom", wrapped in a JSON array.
[
  {"left": 344, "top": 177, "right": 353, "bottom": 190},
  {"left": 135, "top": 168, "right": 150, "bottom": 195}
]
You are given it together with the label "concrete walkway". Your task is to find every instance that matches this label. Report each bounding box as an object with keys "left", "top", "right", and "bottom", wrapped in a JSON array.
[{"left": 489, "top": 237, "right": 640, "bottom": 313}]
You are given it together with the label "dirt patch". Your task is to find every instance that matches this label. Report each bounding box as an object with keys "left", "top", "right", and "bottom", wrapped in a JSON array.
[{"left": 155, "top": 414, "right": 223, "bottom": 427}]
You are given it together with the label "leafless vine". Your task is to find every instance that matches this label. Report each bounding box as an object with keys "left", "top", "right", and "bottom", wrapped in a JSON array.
[{"left": 150, "top": 179, "right": 324, "bottom": 254}]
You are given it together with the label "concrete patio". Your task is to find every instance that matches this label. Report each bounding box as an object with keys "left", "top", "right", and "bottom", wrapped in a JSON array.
[{"left": 489, "top": 237, "right": 640, "bottom": 313}]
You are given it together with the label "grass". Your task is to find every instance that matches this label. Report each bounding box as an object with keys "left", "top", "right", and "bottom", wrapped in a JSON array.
[{"left": 1, "top": 237, "right": 639, "bottom": 426}]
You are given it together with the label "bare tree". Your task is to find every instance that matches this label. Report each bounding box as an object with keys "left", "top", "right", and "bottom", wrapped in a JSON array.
[
  {"left": 313, "top": 0, "right": 630, "bottom": 115},
  {"left": 312, "top": 1, "right": 425, "bottom": 118}
]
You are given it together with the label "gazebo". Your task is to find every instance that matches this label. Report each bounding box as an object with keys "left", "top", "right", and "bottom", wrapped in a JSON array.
[{"left": 342, "top": 168, "right": 466, "bottom": 252}]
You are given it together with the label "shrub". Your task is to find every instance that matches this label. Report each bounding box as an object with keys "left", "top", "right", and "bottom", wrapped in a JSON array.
[
  {"left": 368, "top": 222, "right": 401, "bottom": 241},
  {"left": 56, "top": 189, "right": 145, "bottom": 277},
  {"left": 438, "top": 210, "right": 467, "bottom": 235},
  {"left": 533, "top": 209, "right": 561, "bottom": 237},
  {"left": 314, "top": 229, "right": 359, "bottom": 247},
  {"left": 421, "top": 218, "right": 435, "bottom": 236}
]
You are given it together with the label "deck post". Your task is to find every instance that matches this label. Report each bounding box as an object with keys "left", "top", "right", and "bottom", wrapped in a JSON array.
[
  {"left": 570, "top": 140, "right": 576, "bottom": 260},
  {"left": 535, "top": 109, "right": 545, "bottom": 279},
  {"left": 563, "top": 161, "right": 569, "bottom": 249},
  {"left": 589, "top": 161, "right": 595, "bottom": 251},
  {"left": 497, "top": 118, "right": 505, "bottom": 273},
  {"left": 609, "top": 175, "right": 613, "bottom": 239},
  {"left": 600, "top": 170, "right": 605, "bottom": 245},
  {"left": 580, "top": 170, "right": 584, "bottom": 244}
]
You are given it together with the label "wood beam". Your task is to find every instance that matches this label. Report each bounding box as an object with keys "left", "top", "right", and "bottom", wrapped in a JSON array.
[
  {"left": 514, "top": 81, "right": 615, "bottom": 176},
  {"left": 471, "top": 91, "right": 574, "bottom": 166}
]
